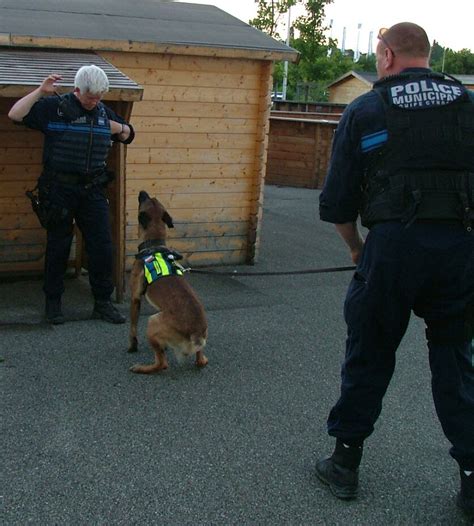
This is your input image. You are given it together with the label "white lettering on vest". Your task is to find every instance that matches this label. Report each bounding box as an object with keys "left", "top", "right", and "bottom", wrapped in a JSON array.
[{"left": 389, "top": 78, "right": 463, "bottom": 109}]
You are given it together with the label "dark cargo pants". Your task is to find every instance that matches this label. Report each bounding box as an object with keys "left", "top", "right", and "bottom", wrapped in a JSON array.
[
  {"left": 40, "top": 180, "right": 114, "bottom": 302},
  {"left": 327, "top": 221, "right": 474, "bottom": 470}
]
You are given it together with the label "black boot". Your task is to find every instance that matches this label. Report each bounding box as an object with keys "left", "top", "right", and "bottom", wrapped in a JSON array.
[
  {"left": 92, "top": 299, "right": 125, "bottom": 324},
  {"left": 457, "top": 469, "right": 474, "bottom": 518},
  {"left": 45, "top": 297, "right": 65, "bottom": 325},
  {"left": 315, "top": 439, "right": 363, "bottom": 500}
]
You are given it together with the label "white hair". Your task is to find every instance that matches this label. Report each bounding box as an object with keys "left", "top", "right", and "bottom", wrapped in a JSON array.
[{"left": 74, "top": 65, "right": 109, "bottom": 95}]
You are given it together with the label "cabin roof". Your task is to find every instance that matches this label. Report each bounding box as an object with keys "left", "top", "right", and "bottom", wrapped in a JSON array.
[
  {"left": 0, "top": 49, "right": 143, "bottom": 100},
  {"left": 0, "top": 0, "right": 299, "bottom": 62},
  {"left": 326, "top": 70, "right": 378, "bottom": 89}
]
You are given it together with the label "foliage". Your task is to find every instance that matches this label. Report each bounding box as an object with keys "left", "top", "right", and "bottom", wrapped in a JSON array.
[
  {"left": 353, "top": 53, "right": 376, "bottom": 72},
  {"left": 430, "top": 40, "right": 474, "bottom": 74},
  {"left": 249, "top": 0, "right": 297, "bottom": 39}
]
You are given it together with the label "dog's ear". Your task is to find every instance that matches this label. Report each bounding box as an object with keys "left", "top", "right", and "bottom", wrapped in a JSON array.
[
  {"left": 138, "top": 211, "right": 151, "bottom": 229},
  {"left": 162, "top": 211, "right": 174, "bottom": 228}
]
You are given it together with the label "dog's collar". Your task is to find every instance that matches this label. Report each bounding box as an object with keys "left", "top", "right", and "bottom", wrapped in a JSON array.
[
  {"left": 135, "top": 240, "right": 184, "bottom": 264},
  {"left": 137, "top": 239, "right": 166, "bottom": 252}
]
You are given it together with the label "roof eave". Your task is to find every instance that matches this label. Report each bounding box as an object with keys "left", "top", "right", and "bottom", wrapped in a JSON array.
[
  {"left": 1, "top": 34, "right": 300, "bottom": 63},
  {"left": 0, "top": 83, "right": 143, "bottom": 101}
]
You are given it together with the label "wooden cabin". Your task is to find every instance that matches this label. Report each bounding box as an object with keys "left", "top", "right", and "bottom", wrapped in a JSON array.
[
  {"left": 327, "top": 71, "right": 377, "bottom": 104},
  {"left": 327, "top": 70, "right": 474, "bottom": 104},
  {"left": 0, "top": 0, "right": 298, "bottom": 298}
]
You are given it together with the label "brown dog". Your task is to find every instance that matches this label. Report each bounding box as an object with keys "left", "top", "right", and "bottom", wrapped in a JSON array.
[{"left": 128, "top": 191, "right": 208, "bottom": 373}]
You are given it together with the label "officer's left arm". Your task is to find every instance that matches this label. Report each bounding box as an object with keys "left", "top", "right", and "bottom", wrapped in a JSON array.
[
  {"left": 110, "top": 120, "right": 134, "bottom": 143},
  {"left": 103, "top": 105, "right": 135, "bottom": 145}
]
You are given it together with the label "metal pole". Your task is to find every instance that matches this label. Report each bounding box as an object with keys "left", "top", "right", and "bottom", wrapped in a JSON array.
[
  {"left": 282, "top": 6, "right": 291, "bottom": 101},
  {"left": 354, "top": 23, "right": 362, "bottom": 61}
]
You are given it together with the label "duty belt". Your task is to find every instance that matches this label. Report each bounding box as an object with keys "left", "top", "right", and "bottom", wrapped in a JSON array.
[{"left": 43, "top": 169, "right": 111, "bottom": 187}]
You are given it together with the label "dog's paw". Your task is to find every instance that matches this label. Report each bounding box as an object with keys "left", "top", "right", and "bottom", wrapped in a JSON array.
[
  {"left": 195, "top": 355, "right": 209, "bottom": 368},
  {"left": 129, "top": 363, "right": 168, "bottom": 374}
]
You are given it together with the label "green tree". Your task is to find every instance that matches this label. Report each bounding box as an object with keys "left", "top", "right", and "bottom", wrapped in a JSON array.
[
  {"left": 430, "top": 41, "right": 474, "bottom": 74},
  {"left": 250, "top": 0, "right": 335, "bottom": 98},
  {"left": 430, "top": 40, "right": 444, "bottom": 66},
  {"left": 354, "top": 53, "right": 376, "bottom": 72},
  {"left": 249, "top": 0, "right": 297, "bottom": 39},
  {"left": 442, "top": 49, "right": 474, "bottom": 74}
]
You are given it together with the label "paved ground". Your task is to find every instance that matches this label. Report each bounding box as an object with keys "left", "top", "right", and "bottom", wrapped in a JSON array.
[{"left": 1, "top": 185, "right": 471, "bottom": 525}]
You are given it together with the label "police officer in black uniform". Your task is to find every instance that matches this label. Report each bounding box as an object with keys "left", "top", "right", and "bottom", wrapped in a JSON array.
[
  {"left": 8, "top": 65, "right": 135, "bottom": 324},
  {"left": 316, "top": 22, "right": 474, "bottom": 518}
]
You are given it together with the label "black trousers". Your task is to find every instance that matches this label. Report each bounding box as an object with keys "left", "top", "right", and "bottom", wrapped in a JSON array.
[
  {"left": 327, "top": 222, "right": 474, "bottom": 470},
  {"left": 40, "top": 179, "right": 114, "bottom": 302}
]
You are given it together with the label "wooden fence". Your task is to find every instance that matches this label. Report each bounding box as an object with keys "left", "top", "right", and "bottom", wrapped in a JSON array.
[{"left": 265, "top": 114, "right": 339, "bottom": 189}]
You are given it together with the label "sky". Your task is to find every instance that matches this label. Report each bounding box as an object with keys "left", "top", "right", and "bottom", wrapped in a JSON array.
[{"left": 177, "top": 0, "right": 473, "bottom": 53}]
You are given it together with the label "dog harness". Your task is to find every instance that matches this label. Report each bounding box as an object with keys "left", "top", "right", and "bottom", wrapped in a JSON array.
[{"left": 137, "top": 249, "right": 184, "bottom": 285}]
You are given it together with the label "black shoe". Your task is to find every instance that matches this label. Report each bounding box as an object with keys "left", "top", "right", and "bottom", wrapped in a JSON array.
[
  {"left": 316, "top": 456, "right": 359, "bottom": 500},
  {"left": 457, "top": 470, "right": 474, "bottom": 518},
  {"left": 315, "top": 440, "right": 363, "bottom": 500},
  {"left": 45, "top": 297, "right": 65, "bottom": 325},
  {"left": 92, "top": 300, "right": 125, "bottom": 324}
]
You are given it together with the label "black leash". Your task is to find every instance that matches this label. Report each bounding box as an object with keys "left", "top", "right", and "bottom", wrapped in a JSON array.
[{"left": 188, "top": 265, "right": 356, "bottom": 277}]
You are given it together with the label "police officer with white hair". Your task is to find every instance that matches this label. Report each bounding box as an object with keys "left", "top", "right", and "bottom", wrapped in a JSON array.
[
  {"left": 316, "top": 22, "right": 474, "bottom": 518},
  {"left": 8, "top": 64, "right": 135, "bottom": 324}
]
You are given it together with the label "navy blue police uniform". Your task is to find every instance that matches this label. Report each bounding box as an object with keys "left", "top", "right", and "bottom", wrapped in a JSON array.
[
  {"left": 319, "top": 68, "right": 474, "bottom": 471},
  {"left": 22, "top": 93, "right": 135, "bottom": 302}
]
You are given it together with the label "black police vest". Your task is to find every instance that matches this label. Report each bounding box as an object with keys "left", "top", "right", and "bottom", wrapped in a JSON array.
[
  {"left": 45, "top": 94, "right": 111, "bottom": 175},
  {"left": 360, "top": 72, "right": 474, "bottom": 230}
]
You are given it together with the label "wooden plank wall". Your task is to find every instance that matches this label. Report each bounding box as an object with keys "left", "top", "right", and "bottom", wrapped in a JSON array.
[
  {"left": 0, "top": 99, "right": 47, "bottom": 273},
  {"left": 266, "top": 117, "right": 338, "bottom": 189},
  {"left": 100, "top": 51, "right": 268, "bottom": 269}
]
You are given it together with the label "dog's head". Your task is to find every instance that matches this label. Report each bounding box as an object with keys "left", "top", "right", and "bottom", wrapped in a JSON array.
[{"left": 137, "top": 191, "right": 174, "bottom": 242}]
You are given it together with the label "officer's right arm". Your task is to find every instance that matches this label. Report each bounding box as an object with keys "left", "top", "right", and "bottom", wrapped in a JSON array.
[{"left": 8, "top": 74, "right": 62, "bottom": 122}]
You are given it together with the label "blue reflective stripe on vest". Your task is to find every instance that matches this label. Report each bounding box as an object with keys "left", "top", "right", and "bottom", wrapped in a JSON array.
[{"left": 47, "top": 122, "right": 111, "bottom": 135}]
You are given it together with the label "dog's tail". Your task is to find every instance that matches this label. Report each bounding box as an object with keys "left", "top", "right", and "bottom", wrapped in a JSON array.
[{"left": 174, "top": 334, "right": 207, "bottom": 362}]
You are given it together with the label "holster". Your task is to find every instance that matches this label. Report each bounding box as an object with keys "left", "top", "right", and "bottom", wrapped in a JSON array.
[
  {"left": 25, "top": 185, "right": 70, "bottom": 230},
  {"left": 25, "top": 186, "right": 48, "bottom": 228}
]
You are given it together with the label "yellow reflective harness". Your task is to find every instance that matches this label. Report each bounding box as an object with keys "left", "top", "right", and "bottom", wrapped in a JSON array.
[{"left": 142, "top": 251, "right": 184, "bottom": 285}]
